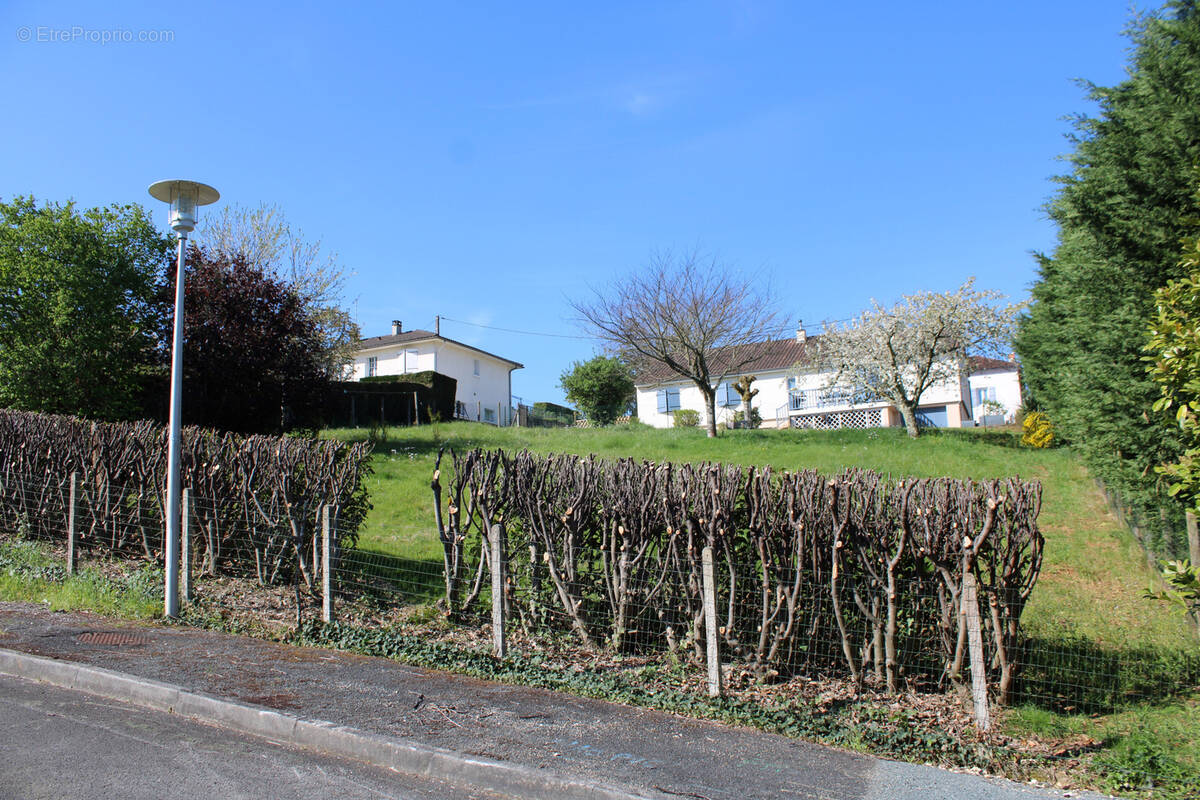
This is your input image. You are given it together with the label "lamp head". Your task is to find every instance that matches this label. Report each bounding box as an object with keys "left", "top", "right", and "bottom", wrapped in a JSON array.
[{"left": 148, "top": 180, "right": 220, "bottom": 234}]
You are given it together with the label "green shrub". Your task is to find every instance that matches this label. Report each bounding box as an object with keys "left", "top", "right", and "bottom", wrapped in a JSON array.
[
  {"left": 673, "top": 409, "right": 700, "bottom": 428},
  {"left": 733, "top": 408, "right": 762, "bottom": 429}
]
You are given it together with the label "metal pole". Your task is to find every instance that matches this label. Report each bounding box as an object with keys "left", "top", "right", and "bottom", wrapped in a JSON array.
[{"left": 164, "top": 233, "right": 186, "bottom": 618}]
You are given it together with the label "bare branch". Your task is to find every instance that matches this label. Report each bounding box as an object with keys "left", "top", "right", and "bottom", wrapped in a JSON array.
[{"left": 572, "top": 249, "right": 779, "bottom": 436}]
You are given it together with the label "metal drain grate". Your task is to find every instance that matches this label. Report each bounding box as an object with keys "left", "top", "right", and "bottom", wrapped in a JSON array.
[{"left": 75, "top": 631, "right": 149, "bottom": 647}]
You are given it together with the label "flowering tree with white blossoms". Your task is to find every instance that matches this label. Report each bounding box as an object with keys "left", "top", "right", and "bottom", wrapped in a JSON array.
[{"left": 816, "top": 279, "right": 1017, "bottom": 438}]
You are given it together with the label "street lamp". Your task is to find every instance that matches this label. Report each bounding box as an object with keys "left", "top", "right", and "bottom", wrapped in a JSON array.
[{"left": 148, "top": 179, "right": 220, "bottom": 618}]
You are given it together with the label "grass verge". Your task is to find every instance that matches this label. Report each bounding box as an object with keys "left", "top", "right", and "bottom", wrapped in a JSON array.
[{"left": 0, "top": 536, "right": 161, "bottom": 619}]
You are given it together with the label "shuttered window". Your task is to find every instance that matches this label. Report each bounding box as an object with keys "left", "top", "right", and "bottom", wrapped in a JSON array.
[
  {"left": 656, "top": 388, "right": 681, "bottom": 413},
  {"left": 718, "top": 382, "right": 740, "bottom": 407}
]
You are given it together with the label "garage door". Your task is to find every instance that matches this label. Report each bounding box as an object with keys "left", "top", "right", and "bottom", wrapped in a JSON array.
[{"left": 914, "top": 405, "right": 948, "bottom": 428}]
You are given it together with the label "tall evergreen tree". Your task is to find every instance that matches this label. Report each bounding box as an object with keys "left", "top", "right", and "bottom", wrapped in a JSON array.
[{"left": 1017, "top": 1, "right": 1200, "bottom": 522}]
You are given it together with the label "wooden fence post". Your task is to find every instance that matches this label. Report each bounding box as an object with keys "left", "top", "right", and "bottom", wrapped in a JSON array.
[
  {"left": 702, "top": 545, "right": 723, "bottom": 697},
  {"left": 490, "top": 523, "right": 506, "bottom": 658},
  {"left": 180, "top": 488, "right": 191, "bottom": 604},
  {"left": 322, "top": 504, "right": 333, "bottom": 624},
  {"left": 962, "top": 570, "right": 991, "bottom": 732},
  {"left": 66, "top": 472, "right": 77, "bottom": 576},
  {"left": 1187, "top": 510, "right": 1200, "bottom": 567}
]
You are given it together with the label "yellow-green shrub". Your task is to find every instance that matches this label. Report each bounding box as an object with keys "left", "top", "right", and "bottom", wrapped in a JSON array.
[{"left": 1022, "top": 411, "right": 1054, "bottom": 448}]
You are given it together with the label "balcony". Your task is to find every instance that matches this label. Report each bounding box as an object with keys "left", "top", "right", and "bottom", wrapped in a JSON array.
[
  {"left": 787, "top": 388, "right": 883, "bottom": 413},
  {"left": 776, "top": 388, "right": 892, "bottom": 430}
]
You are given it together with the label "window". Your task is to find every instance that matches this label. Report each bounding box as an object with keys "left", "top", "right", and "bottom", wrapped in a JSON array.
[
  {"left": 473, "top": 359, "right": 480, "bottom": 376},
  {"left": 366, "top": 356, "right": 377, "bottom": 377},
  {"left": 656, "top": 387, "right": 681, "bottom": 413},
  {"left": 718, "top": 382, "right": 740, "bottom": 407},
  {"left": 972, "top": 386, "right": 997, "bottom": 407},
  {"left": 483, "top": 407, "right": 496, "bottom": 423},
  {"left": 404, "top": 349, "right": 419, "bottom": 373}
]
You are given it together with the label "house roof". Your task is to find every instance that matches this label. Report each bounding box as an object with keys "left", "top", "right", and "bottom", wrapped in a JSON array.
[
  {"left": 633, "top": 337, "right": 819, "bottom": 386},
  {"left": 356, "top": 329, "right": 524, "bottom": 369},
  {"left": 968, "top": 355, "right": 1019, "bottom": 374}
]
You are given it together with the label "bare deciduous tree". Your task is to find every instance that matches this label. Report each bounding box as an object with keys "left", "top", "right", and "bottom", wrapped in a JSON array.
[
  {"left": 816, "top": 279, "right": 1016, "bottom": 438},
  {"left": 198, "top": 203, "right": 360, "bottom": 379},
  {"left": 573, "top": 250, "right": 780, "bottom": 437}
]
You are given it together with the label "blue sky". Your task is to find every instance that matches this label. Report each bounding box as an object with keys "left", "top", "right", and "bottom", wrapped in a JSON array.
[{"left": 1, "top": 1, "right": 1138, "bottom": 406}]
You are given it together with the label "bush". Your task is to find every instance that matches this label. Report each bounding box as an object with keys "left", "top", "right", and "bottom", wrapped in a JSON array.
[
  {"left": 1022, "top": 411, "right": 1054, "bottom": 448},
  {"left": 0, "top": 409, "right": 373, "bottom": 586},
  {"left": 673, "top": 409, "right": 700, "bottom": 428},
  {"left": 733, "top": 408, "right": 762, "bottom": 429},
  {"left": 436, "top": 448, "right": 1045, "bottom": 700}
]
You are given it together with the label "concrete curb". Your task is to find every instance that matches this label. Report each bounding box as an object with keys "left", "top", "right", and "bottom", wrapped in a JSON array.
[{"left": 0, "top": 647, "right": 662, "bottom": 800}]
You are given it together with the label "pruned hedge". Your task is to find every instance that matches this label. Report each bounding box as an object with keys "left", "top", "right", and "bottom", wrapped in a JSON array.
[
  {"left": 433, "top": 448, "right": 1043, "bottom": 703},
  {"left": 0, "top": 409, "right": 372, "bottom": 586}
]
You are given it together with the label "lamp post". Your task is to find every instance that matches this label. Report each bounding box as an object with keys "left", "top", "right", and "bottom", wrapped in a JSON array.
[{"left": 148, "top": 179, "right": 220, "bottom": 618}]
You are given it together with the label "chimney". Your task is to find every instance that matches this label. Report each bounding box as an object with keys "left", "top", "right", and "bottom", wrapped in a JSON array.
[
  {"left": 392, "top": 320, "right": 402, "bottom": 336},
  {"left": 795, "top": 319, "right": 807, "bottom": 344}
]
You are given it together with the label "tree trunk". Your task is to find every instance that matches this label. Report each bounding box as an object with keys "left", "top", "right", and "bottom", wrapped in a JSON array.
[
  {"left": 896, "top": 399, "right": 920, "bottom": 438},
  {"left": 701, "top": 387, "right": 718, "bottom": 438}
]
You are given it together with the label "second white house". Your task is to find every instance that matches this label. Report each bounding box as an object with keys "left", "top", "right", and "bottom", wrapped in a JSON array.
[
  {"left": 634, "top": 326, "right": 1021, "bottom": 431},
  {"left": 351, "top": 320, "right": 523, "bottom": 425}
]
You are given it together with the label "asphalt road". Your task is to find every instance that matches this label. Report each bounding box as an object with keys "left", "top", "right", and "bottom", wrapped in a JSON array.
[{"left": 0, "top": 674, "right": 506, "bottom": 800}]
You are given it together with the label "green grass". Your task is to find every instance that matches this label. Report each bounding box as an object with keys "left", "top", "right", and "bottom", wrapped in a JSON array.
[{"left": 0, "top": 537, "right": 162, "bottom": 619}]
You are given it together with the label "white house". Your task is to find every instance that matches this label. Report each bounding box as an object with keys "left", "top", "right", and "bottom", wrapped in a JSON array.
[
  {"left": 966, "top": 356, "right": 1023, "bottom": 425},
  {"left": 634, "top": 327, "right": 1015, "bottom": 431},
  {"left": 351, "top": 320, "right": 523, "bottom": 425}
]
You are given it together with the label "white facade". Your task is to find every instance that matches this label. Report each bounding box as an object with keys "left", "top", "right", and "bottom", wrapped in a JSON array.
[
  {"left": 635, "top": 358, "right": 973, "bottom": 431},
  {"left": 352, "top": 329, "right": 521, "bottom": 425},
  {"left": 966, "top": 366, "right": 1022, "bottom": 424}
]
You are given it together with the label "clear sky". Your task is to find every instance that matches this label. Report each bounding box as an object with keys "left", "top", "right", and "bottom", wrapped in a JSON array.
[{"left": 1, "top": 1, "right": 1139, "bottom": 407}]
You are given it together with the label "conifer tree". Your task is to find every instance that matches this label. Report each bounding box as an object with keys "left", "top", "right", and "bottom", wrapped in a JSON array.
[{"left": 1017, "top": 2, "right": 1200, "bottom": 527}]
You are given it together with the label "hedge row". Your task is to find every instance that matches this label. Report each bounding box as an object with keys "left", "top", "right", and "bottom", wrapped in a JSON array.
[
  {"left": 0, "top": 409, "right": 372, "bottom": 586},
  {"left": 434, "top": 448, "right": 1044, "bottom": 703}
]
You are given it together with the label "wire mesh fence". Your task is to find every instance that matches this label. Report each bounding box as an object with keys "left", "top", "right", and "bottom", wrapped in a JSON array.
[{"left": 2, "top": 459, "right": 1199, "bottom": 734}]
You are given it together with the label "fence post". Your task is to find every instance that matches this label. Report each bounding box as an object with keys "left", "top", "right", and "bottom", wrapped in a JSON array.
[
  {"left": 1188, "top": 511, "right": 1200, "bottom": 567},
  {"left": 702, "top": 545, "right": 722, "bottom": 697},
  {"left": 313, "top": 503, "right": 322, "bottom": 581},
  {"left": 962, "top": 570, "right": 991, "bottom": 731},
  {"left": 180, "top": 488, "right": 191, "bottom": 604},
  {"left": 490, "top": 523, "right": 506, "bottom": 658},
  {"left": 66, "top": 472, "right": 77, "bottom": 576},
  {"left": 322, "top": 504, "right": 333, "bottom": 624}
]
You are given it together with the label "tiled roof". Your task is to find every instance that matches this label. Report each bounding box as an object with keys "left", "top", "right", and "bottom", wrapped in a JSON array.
[
  {"left": 969, "top": 355, "right": 1018, "bottom": 373},
  {"left": 356, "top": 329, "right": 523, "bottom": 369},
  {"left": 634, "top": 337, "right": 819, "bottom": 385}
]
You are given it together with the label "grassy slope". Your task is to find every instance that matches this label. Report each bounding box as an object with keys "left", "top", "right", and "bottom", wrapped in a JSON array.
[{"left": 328, "top": 421, "right": 1194, "bottom": 648}]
